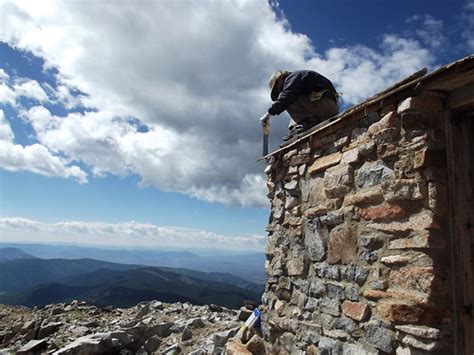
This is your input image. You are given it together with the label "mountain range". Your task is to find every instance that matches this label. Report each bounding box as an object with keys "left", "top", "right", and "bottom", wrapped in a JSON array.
[
  {"left": 0, "top": 243, "right": 265, "bottom": 283},
  {"left": 0, "top": 247, "right": 37, "bottom": 261},
  {"left": 0, "top": 247, "right": 264, "bottom": 309}
]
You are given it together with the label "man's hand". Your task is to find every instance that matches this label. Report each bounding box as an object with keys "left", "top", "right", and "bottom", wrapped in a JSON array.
[{"left": 259, "top": 112, "right": 271, "bottom": 126}]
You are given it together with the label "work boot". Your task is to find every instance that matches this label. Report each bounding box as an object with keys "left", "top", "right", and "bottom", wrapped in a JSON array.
[{"left": 282, "top": 125, "right": 304, "bottom": 141}]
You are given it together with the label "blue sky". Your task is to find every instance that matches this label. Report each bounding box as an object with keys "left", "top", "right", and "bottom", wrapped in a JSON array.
[{"left": 0, "top": 0, "right": 472, "bottom": 251}]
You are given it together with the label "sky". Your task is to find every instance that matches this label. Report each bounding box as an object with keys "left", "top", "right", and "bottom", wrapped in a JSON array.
[{"left": 0, "top": 0, "right": 472, "bottom": 252}]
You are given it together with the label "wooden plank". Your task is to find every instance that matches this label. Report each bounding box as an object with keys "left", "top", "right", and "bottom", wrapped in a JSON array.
[
  {"left": 447, "top": 82, "right": 474, "bottom": 111},
  {"left": 447, "top": 110, "right": 474, "bottom": 354},
  {"left": 257, "top": 113, "right": 342, "bottom": 161}
]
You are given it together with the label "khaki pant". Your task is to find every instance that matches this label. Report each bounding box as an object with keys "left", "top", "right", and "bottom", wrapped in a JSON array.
[{"left": 287, "top": 92, "right": 339, "bottom": 129}]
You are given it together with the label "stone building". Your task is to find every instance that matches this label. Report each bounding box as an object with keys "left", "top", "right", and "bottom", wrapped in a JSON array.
[{"left": 260, "top": 55, "right": 473, "bottom": 354}]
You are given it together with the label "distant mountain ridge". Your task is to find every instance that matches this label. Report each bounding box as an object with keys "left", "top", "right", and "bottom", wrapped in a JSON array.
[
  {"left": 0, "top": 257, "right": 140, "bottom": 292},
  {"left": 0, "top": 247, "right": 37, "bottom": 261},
  {"left": 0, "top": 243, "right": 265, "bottom": 283},
  {"left": 0, "top": 248, "right": 263, "bottom": 309}
]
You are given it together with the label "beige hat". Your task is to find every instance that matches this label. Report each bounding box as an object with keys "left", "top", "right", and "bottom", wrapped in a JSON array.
[{"left": 268, "top": 70, "right": 289, "bottom": 101}]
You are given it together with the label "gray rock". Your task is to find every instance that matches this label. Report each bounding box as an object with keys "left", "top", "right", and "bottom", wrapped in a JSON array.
[
  {"left": 341, "top": 265, "right": 369, "bottom": 285},
  {"left": 163, "top": 343, "right": 182, "bottom": 354},
  {"left": 285, "top": 195, "right": 299, "bottom": 209},
  {"left": 20, "top": 320, "right": 36, "bottom": 334},
  {"left": 38, "top": 321, "right": 63, "bottom": 339},
  {"left": 208, "top": 304, "right": 224, "bottom": 312},
  {"left": 278, "top": 276, "right": 291, "bottom": 290},
  {"left": 284, "top": 180, "right": 298, "bottom": 192},
  {"left": 135, "top": 347, "right": 147, "bottom": 355},
  {"left": 369, "top": 280, "right": 387, "bottom": 290},
  {"left": 64, "top": 305, "right": 76, "bottom": 312},
  {"left": 85, "top": 319, "right": 100, "bottom": 328},
  {"left": 326, "top": 282, "right": 345, "bottom": 300},
  {"left": 187, "top": 317, "right": 205, "bottom": 328},
  {"left": 308, "top": 278, "right": 325, "bottom": 297},
  {"left": 402, "top": 336, "right": 440, "bottom": 351},
  {"left": 304, "top": 218, "right": 329, "bottom": 262},
  {"left": 365, "top": 321, "right": 394, "bottom": 353},
  {"left": 334, "top": 317, "right": 357, "bottom": 333},
  {"left": 345, "top": 286, "right": 360, "bottom": 301},
  {"left": 315, "top": 313, "right": 335, "bottom": 332},
  {"left": 269, "top": 258, "right": 283, "bottom": 277},
  {"left": 341, "top": 264, "right": 355, "bottom": 282},
  {"left": 17, "top": 339, "right": 48, "bottom": 354},
  {"left": 319, "top": 211, "right": 344, "bottom": 226},
  {"left": 51, "top": 307, "right": 65, "bottom": 315},
  {"left": 170, "top": 322, "right": 186, "bottom": 333},
  {"left": 343, "top": 343, "right": 378, "bottom": 355},
  {"left": 181, "top": 326, "right": 193, "bottom": 341},
  {"left": 24, "top": 325, "right": 39, "bottom": 341},
  {"left": 212, "top": 327, "right": 239, "bottom": 348},
  {"left": 292, "top": 289, "right": 308, "bottom": 308},
  {"left": 69, "top": 326, "right": 90, "bottom": 338},
  {"left": 360, "top": 250, "right": 379, "bottom": 263},
  {"left": 126, "top": 321, "right": 173, "bottom": 347},
  {"left": 287, "top": 258, "right": 306, "bottom": 276},
  {"left": 303, "top": 297, "right": 319, "bottom": 312},
  {"left": 301, "top": 331, "right": 320, "bottom": 345},
  {"left": 358, "top": 234, "right": 384, "bottom": 249},
  {"left": 279, "top": 332, "right": 296, "bottom": 352},
  {"left": 53, "top": 332, "right": 118, "bottom": 355},
  {"left": 320, "top": 297, "right": 340, "bottom": 316},
  {"left": 188, "top": 348, "right": 206, "bottom": 355},
  {"left": 0, "top": 330, "right": 16, "bottom": 344},
  {"left": 109, "top": 331, "right": 133, "bottom": 347},
  {"left": 10, "top": 321, "right": 23, "bottom": 335},
  {"left": 150, "top": 300, "right": 164, "bottom": 310},
  {"left": 354, "top": 266, "right": 369, "bottom": 285},
  {"left": 356, "top": 161, "right": 394, "bottom": 189},
  {"left": 351, "top": 127, "right": 368, "bottom": 141},
  {"left": 135, "top": 305, "right": 151, "bottom": 320},
  {"left": 314, "top": 262, "right": 340, "bottom": 280},
  {"left": 292, "top": 278, "right": 310, "bottom": 293},
  {"left": 318, "top": 336, "right": 342, "bottom": 355},
  {"left": 358, "top": 141, "right": 376, "bottom": 157}
]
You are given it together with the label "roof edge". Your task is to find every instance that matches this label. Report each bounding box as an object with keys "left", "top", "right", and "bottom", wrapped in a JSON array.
[{"left": 259, "top": 55, "right": 474, "bottom": 161}]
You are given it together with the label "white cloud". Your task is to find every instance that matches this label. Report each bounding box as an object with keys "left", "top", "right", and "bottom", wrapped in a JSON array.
[
  {"left": 462, "top": 0, "right": 474, "bottom": 51},
  {"left": 0, "top": 141, "right": 87, "bottom": 183},
  {"left": 0, "top": 69, "right": 9, "bottom": 82},
  {"left": 406, "top": 15, "right": 446, "bottom": 49},
  {"left": 0, "top": 83, "right": 16, "bottom": 106},
  {"left": 0, "top": 217, "right": 266, "bottom": 251},
  {"left": 0, "top": 77, "right": 88, "bottom": 183},
  {"left": 306, "top": 35, "right": 434, "bottom": 105},
  {"left": 13, "top": 78, "right": 49, "bottom": 102},
  {"left": 0, "top": 109, "right": 14, "bottom": 141},
  {"left": 0, "top": 0, "right": 438, "bottom": 206}
]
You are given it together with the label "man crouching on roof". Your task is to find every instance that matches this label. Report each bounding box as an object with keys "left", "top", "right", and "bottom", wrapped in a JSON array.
[{"left": 259, "top": 70, "right": 339, "bottom": 144}]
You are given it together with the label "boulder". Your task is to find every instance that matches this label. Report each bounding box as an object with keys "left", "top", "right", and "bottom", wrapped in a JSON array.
[
  {"left": 17, "top": 339, "right": 48, "bottom": 355},
  {"left": 143, "top": 335, "right": 161, "bottom": 354},
  {"left": 181, "top": 326, "right": 193, "bottom": 341},
  {"left": 53, "top": 333, "right": 119, "bottom": 355},
  {"left": 38, "top": 321, "right": 63, "bottom": 339}
]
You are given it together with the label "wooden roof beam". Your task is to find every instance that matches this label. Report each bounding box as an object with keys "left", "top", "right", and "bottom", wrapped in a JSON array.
[{"left": 447, "top": 82, "right": 474, "bottom": 112}]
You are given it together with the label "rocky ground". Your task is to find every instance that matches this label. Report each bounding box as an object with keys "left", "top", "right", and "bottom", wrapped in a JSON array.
[{"left": 0, "top": 300, "right": 265, "bottom": 354}]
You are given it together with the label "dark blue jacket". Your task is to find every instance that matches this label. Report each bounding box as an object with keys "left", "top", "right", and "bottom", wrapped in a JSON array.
[{"left": 268, "top": 70, "right": 337, "bottom": 116}]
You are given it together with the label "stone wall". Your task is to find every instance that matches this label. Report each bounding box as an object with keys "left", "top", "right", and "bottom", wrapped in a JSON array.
[{"left": 261, "top": 93, "right": 453, "bottom": 354}]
